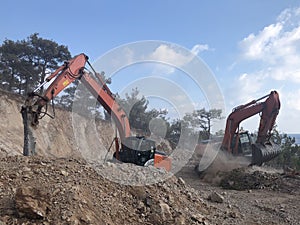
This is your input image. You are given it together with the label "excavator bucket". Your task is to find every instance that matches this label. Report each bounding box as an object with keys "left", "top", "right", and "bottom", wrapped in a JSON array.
[{"left": 251, "top": 140, "right": 282, "bottom": 166}]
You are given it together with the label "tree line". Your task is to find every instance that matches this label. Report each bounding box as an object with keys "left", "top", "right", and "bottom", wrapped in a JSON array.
[
  {"left": 269, "top": 128, "right": 300, "bottom": 170},
  {"left": 115, "top": 87, "right": 223, "bottom": 145},
  {"left": 0, "top": 33, "right": 70, "bottom": 95}
]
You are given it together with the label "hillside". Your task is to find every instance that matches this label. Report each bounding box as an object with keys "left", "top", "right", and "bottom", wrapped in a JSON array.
[
  {"left": 0, "top": 89, "right": 115, "bottom": 158},
  {"left": 0, "top": 89, "right": 299, "bottom": 225}
]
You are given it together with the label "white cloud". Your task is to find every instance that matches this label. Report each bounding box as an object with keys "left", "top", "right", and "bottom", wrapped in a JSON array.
[
  {"left": 191, "top": 44, "right": 210, "bottom": 55},
  {"left": 149, "top": 43, "right": 210, "bottom": 75},
  {"left": 149, "top": 44, "right": 191, "bottom": 75},
  {"left": 276, "top": 89, "right": 300, "bottom": 133},
  {"left": 239, "top": 7, "right": 300, "bottom": 83},
  {"left": 95, "top": 42, "right": 211, "bottom": 77},
  {"left": 240, "top": 23, "right": 283, "bottom": 60},
  {"left": 150, "top": 44, "right": 192, "bottom": 67},
  {"left": 228, "top": 72, "right": 268, "bottom": 104},
  {"left": 231, "top": 7, "right": 300, "bottom": 133},
  {"left": 277, "top": 7, "right": 300, "bottom": 26},
  {"left": 286, "top": 89, "right": 300, "bottom": 111}
]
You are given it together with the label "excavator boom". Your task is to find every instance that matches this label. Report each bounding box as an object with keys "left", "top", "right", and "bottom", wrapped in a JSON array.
[{"left": 80, "top": 73, "right": 130, "bottom": 141}]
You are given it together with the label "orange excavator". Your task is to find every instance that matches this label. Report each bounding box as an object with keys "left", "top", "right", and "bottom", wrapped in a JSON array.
[
  {"left": 195, "top": 91, "right": 281, "bottom": 174},
  {"left": 220, "top": 90, "right": 281, "bottom": 165},
  {"left": 21, "top": 53, "right": 171, "bottom": 171}
]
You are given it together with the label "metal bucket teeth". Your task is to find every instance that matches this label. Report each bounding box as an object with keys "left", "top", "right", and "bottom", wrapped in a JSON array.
[{"left": 251, "top": 141, "right": 282, "bottom": 166}]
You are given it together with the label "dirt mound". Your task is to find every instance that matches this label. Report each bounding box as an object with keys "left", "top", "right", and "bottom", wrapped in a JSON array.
[
  {"left": 0, "top": 155, "right": 211, "bottom": 225},
  {"left": 219, "top": 167, "right": 300, "bottom": 193},
  {"left": 219, "top": 167, "right": 281, "bottom": 190}
]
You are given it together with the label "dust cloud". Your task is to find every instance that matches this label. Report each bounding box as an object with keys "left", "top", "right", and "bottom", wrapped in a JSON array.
[{"left": 196, "top": 143, "right": 251, "bottom": 184}]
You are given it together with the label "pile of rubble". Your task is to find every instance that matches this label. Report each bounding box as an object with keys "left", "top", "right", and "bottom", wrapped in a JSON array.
[
  {"left": 219, "top": 166, "right": 300, "bottom": 193},
  {"left": 0, "top": 155, "right": 213, "bottom": 225},
  {"left": 1, "top": 153, "right": 300, "bottom": 225},
  {"left": 219, "top": 168, "right": 281, "bottom": 190}
]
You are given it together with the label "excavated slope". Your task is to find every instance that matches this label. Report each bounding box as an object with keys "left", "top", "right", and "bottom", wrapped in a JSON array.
[{"left": 0, "top": 89, "right": 114, "bottom": 158}]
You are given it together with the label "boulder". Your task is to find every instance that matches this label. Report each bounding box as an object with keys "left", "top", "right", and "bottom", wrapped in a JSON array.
[{"left": 15, "top": 186, "right": 49, "bottom": 219}]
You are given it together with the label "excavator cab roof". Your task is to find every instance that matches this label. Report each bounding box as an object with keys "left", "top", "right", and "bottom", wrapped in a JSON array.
[{"left": 122, "top": 136, "right": 156, "bottom": 152}]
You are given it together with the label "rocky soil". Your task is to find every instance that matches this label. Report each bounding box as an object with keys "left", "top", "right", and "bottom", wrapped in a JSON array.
[
  {"left": 1, "top": 154, "right": 299, "bottom": 225},
  {"left": 177, "top": 165, "right": 300, "bottom": 225},
  {"left": 0, "top": 155, "right": 212, "bottom": 225},
  {"left": 0, "top": 89, "right": 299, "bottom": 225}
]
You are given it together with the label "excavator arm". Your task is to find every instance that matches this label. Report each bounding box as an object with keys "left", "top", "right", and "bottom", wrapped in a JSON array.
[
  {"left": 21, "top": 53, "right": 130, "bottom": 139},
  {"left": 221, "top": 91, "right": 281, "bottom": 165},
  {"left": 35, "top": 55, "right": 85, "bottom": 106}
]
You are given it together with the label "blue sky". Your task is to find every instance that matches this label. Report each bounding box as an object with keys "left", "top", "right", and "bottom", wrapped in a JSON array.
[{"left": 1, "top": 0, "right": 300, "bottom": 133}]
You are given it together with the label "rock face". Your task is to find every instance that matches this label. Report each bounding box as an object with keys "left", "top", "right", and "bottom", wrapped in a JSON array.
[
  {"left": 15, "top": 186, "right": 49, "bottom": 219},
  {"left": 0, "top": 89, "right": 115, "bottom": 158}
]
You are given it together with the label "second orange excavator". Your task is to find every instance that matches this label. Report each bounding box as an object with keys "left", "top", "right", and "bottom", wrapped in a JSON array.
[
  {"left": 195, "top": 91, "right": 281, "bottom": 174},
  {"left": 221, "top": 90, "right": 281, "bottom": 166}
]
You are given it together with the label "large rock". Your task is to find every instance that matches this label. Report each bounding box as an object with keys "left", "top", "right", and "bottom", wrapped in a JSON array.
[
  {"left": 208, "top": 191, "right": 224, "bottom": 203},
  {"left": 15, "top": 186, "right": 49, "bottom": 219},
  {"left": 158, "top": 201, "right": 172, "bottom": 221},
  {"left": 149, "top": 200, "right": 173, "bottom": 224}
]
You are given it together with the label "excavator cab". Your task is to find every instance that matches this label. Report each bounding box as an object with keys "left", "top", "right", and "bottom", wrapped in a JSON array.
[
  {"left": 118, "top": 136, "right": 156, "bottom": 166},
  {"left": 231, "top": 131, "right": 253, "bottom": 157}
]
